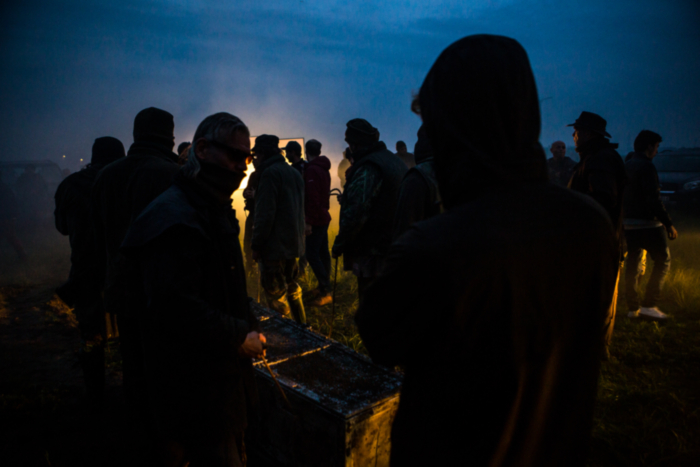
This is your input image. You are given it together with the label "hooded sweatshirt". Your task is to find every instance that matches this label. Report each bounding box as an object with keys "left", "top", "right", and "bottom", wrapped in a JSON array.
[{"left": 356, "top": 34, "right": 617, "bottom": 467}]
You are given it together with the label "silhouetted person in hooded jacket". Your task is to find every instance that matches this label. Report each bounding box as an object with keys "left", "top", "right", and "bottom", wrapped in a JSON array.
[
  {"left": 356, "top": 35, "right": 617, "bottom": 467},
  {"left": 91, "top": 107, "right": 179, "bottom": 414},
  {"left": 54, "top": 136, "right": 125, "bottom": 401}
]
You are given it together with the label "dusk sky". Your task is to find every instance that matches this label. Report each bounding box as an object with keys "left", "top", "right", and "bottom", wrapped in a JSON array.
[{"left": 2, "top": 0, "right": 699, "bottom": 171}]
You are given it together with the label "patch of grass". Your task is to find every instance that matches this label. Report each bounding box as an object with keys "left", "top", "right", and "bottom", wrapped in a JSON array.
[{"left": 589, "top": 211, "right": 700, "bottom": 466}]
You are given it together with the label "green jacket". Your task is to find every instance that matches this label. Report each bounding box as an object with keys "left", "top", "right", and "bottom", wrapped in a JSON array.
[{"left": 251, "top": 154, "right": 305, "bottom": 260}]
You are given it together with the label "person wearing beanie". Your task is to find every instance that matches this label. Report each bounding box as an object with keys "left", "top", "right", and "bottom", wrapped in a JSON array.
[
  {"left": 392, "top": 125, "right": 441, "bottom": 240},
  {"left": 356, "top": 35, "right": 617, "bottom": 466},
  {"left": 331, "top": 118, "right": 407, "bottom": 300},
  {"left": 121, "top": 112, "right": 264, "bottom": 466},
  {"left": 90, "top": 107, "right": 179, "bottom": 415},
  {"left": 251, "top": 134, "right": 307, "bottom": 324},
  {"left": 54, "top": 136, "right": 126, "bottom": 402}
]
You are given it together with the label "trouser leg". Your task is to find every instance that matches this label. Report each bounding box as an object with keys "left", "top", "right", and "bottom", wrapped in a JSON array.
[
  {"left": 603, "top": 262, "right": 622, "bottom": 355},
  {"left": 624, "top": 230, "right": 644, "bottom": 311},
  {"left": 117, "top": 313, "right": 148, "bottom": 415},
  {"left": 76, "top": 295, "right": 106, "bottom": 402},
  {"left": 284, "top": 259, "right": 306, "bottom": 324},
  {"left": 243, "top": 214, "right": 254, "bottom": 272},
  {"left": 259, "top": 260, "right": 289, "bottom": 315},
  {"left": 306, "top": 225, "right": 331, "bottom": 294},
  {"left": 642, "top": 226, "right": 671, "bottom": 308}
]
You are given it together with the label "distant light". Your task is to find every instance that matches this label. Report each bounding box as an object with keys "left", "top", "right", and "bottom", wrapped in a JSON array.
[
  {"left": 62, "top": 155, "right": 66, "bottom": 158},
  {"left": 80, "top": 159, "right": 83, "bottom": 162}
]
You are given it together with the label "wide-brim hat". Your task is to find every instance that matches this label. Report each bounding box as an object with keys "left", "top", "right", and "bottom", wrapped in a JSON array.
[
  {"left": 252, "top": 134, "right": 280, "bottom": 153},
  {"left": 567, "top": 111, "right": 611, "bottom": 137}
]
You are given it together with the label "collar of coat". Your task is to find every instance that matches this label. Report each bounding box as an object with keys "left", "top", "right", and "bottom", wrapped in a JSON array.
[
  {"left": 257, "top": 153, "right": 287, "bottom": 174},
  {"left": 575, "top": 137, "right": 619, "bottom": 161},
  {"left": 127, "top": 140, "right": 179, "bottom": 163}
]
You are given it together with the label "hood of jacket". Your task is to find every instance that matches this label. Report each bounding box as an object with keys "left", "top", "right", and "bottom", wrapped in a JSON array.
[
  {"left": 418, "top": 34, "right": 547, "bottom": 209},
  {"left": 308, "top": 155, "right": 331, "bottom": 171}
]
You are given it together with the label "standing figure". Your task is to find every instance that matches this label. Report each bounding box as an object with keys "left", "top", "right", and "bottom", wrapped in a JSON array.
[
  {"left": 624, "top": 130, "right": 677, "bottom": 320},
  {"left": 284, "top": 141, "right": 308, "bottom": 276},
  {"left": 54, "top": 136, "right": 125, "bottom": 402},
  {"left": 546, "top": 140, "right": 576, "bottom": 186},
  {"left": 91, "top": 107, "right": 180, "bottom": 414},
  {"left": 395, "top": 140, "right": 416, "bottom": 168},
  {"left": 243, "top": 157, "right": 261, "bottom": 271},
  {"left": 567, "top": 111, "right": 626, "bottom": 357},
  {"left": 338, "top": 149, "right": 352, "bottom": 188},
  {"left": 251, "top": 135, "right": 306, "bottom": 323},
  {"left": 356, "top": 34, "right": 617, "bottom": 467},
  {"left": 303, "top": 139, "right": 333, "bottom": 306},
  {"left": 122, "top": 112, "right": 265, "bottom": 467},
  {"left": 392, "top": 125, "right": 441, "bottom": 240},
  {"left": 332, "top": 119, "right": 407, "bottom": 300}
]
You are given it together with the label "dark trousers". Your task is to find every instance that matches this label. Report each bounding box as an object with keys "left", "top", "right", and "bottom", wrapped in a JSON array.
[
  {"left": 306, "top": 224, "right": 331, "bottom": 294},
  {"left": 117, "top": 313, "right": 148, "bottom": 415},
  {"left": 624, "top": 226, "right": 671, "bottom": 310},
  {"left": 243, "top": 211, "right": 254, "bottom": 271}
]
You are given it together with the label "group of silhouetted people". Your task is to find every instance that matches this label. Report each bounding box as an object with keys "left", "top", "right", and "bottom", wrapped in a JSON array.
[{"left": 49, "top": 33, "right": 680, "bottom": 467}]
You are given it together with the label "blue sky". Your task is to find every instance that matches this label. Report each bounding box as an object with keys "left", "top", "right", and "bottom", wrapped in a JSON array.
[{"left": 2, "top": 0, "right": 699, "bottom": 170}]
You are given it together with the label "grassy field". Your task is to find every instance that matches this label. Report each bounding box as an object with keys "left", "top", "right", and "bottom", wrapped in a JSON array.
[
  {"left": 254, "top": 210, "right": 700, "bottom": 466},
  {"left": 1, "top": 209, "right": 698, "bottom": 466}
]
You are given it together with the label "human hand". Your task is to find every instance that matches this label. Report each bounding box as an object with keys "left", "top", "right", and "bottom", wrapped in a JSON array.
[
  {"left": 667, "top": 225, "right": 678, "bottom": 240},
  {"left": 305, "top": 224, "right": 312, "bottom": 236},
  {"left": 241, "top": 331, "right": 266, "bottom": 358}
]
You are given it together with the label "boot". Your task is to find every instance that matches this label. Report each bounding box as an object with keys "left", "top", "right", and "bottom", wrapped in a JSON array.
[
  {"left": 287, "top": 284, "right": 307, "bottom": 324},
  {"left": 266, "top": 292, "right": 290, "bottom": 316}
]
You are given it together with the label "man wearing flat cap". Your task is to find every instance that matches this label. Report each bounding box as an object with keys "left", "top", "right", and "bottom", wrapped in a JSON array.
[
  {"left": 568, "top": 111, "right": 626, "bottom": 358},
  {"left": 283, "top": 140, "right": 309, "bottom": 276},
  {"left": 332, "top": 118, "right": 407, "bottom": 300},
  {"left": 251, "top": 135, "right": 307, "bottom": 323},
  {"left": 54, "top": 136, "right": 126, "bottom": 402},
  {"left": 91, "top": 107, "right": 180, "bottom": 414}
]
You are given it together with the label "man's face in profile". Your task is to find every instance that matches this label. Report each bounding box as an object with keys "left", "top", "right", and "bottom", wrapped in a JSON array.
[{"left": 550, "top": 141, "right": 566, "bottom": 159}]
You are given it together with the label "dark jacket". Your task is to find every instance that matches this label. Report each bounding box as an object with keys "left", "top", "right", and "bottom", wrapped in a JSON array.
[
  {"left": 569, "top": 137, "right": 626, "bottom": 251},
  {"left": 121, "top": 170, "right": 258, "bottom": 438},
  {"left": 54, "top": 165, "right": 105, "bottom": 306},
  {"left": 623, "top": 153, "right": 672, "bottom": 227},
  {"left": 336, "top": 142, "right": 407, "bottom": 258},
  {"left": 251, "top": 154, "right": 305, "bottom": 260},
  {"left": 91, "top": 141, "right": 179, "bottom": 315},
  {"left": 304, "top": 156, "right": 331, "bottom": 226},
  {"left": 243, "top": 170, "right": 261, "bottom": 213},
  {"left": 358, "top": 35, "right": 617, "bottom": 467},
  {"left": 546, "top": 156, "right": 577, "bottom": 187},
  {"left": 392, "top": 159, "right": 440, "bottom": 240}
]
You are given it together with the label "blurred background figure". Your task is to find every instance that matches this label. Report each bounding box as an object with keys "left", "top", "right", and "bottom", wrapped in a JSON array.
[
  {"left": 303, "top": 139, "right": 333, "bottom": 307},
  {"left": 243, "top": 156, "right": 261, "bottom": 271},
  {"left": 15, "top": 163, "right": 50, "bottom": 228},
  {"left": 392, "top": 125, "right": 441, "bottom": 240},
  {"left": 177, "top": 141, "right": 191, "bottom": 166},
  {"left": 623, "top": 130, "right": 677, "bottom": 321},
  {"left": 338, "top": 148, "right": 352, "bottom": 188},
  {"left": 394, "top": 140, "right": 415, "bottom": 168},
  {"left": 547, "top": 140, "right": 576, "bottom": 186}
]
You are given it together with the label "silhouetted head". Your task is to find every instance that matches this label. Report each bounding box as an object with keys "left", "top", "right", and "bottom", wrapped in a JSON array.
[
  {"left": 283, "top": 141, "right": 303, "bottom": 163},
  {"left": 183, "top": 112, "right": 250, "bottom": 181},
  {"left": 91, "top": 137, "right": 125, "bottom": 167},
  {"left": 568, "top": 111, "right": 610, "bottom": 149},
  {"left": 550, "top": 141, "right": 566, "bottom": 160},
  {"left": 178, "top": 141, "right": 191, "bottom": 155},
  {"left": 345, "top": 118, "right": 379, "bottom": 159},
  {"left": 252, "top": 134, "right": 281, "bottom": 161},
  {"left": 133, "top": 107, "right": 175, "bottom": 150},
  {"left": 634, "top": 130, "right": 662, "bottom": 159},
  {"left": 419, "top": 34, "right": 546, "bottom": 209},
  {"left": 396, "top": 141, "right": 407, "bottom": 154},
  {"left": 306, "top": 139, "right": 322, "bottom": 160}
]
